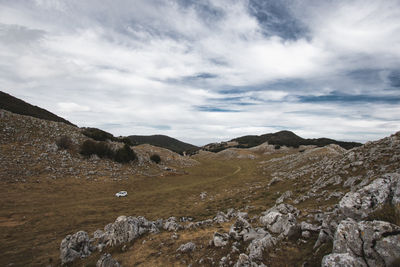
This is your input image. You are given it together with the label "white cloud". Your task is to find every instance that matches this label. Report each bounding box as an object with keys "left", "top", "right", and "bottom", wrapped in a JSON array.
[
  {"left": 57, "top": 102, "right": 90, "bottom": 112},
  {"left": 0, "top": 0, "right": 399, "bottom": 145}
]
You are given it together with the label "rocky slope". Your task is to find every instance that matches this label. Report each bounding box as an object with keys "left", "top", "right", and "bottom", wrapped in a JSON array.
[
  {"left": 1, "top": 107, "right": 399, "bottom": 266},
  {"left": 58, "top": 130, "right": 400, "bottom": 266},
  {"left": 0, "top": 109, "right": 197, "bottom": 183},
  {"left": 0, "top": 91, "right": 75, "bottom": 126}
]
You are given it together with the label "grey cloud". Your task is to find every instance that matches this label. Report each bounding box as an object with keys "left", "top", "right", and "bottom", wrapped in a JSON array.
[{"left": 0, "top": 23, "right": 46, "bottom": 45}]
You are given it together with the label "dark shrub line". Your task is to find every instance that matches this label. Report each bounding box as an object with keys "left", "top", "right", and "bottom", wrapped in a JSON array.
[
  {"left": 80, "top": 140, "right": 137, "bottom": 163},
  {"left": 150, "top": 154, "right": 161, "bottom": 164}
]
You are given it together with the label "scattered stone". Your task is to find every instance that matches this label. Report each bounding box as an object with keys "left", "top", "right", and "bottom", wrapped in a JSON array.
[
  {"left": 200, "top": 192, "right": 207, "bottom": 200},
  {"left": 247, "top": 233, "right": 277, "bottom": 261},
  {"left": 301, "top": 231, "right": 311, "bottom": 239},
  {"left": 339, "top": 173, "right": 400, "bottom": 219},
  {"left": 163, "top": 217, "right": 182, "bottom": 232},
  {"left": 176, "top": 242, "right": 196, "bottom": 253},
  {"left": 323, "top": 218, "right": 400, "bottom": 267},
  {"left": 259, "top": 204, "right": 298, "bottom": 236},
  {"left": 96, "top": 253, "right": 121, "bottom": 267},
  {"left": 103, "top": 216, "right": 159, "bottom": 246},
  {"left": 60, "top": 231, "right": 92, "bottom": 265},
  {"left": 275, "top": 190, "right": 292, "bottom": 204},
  {"left": 213, "top": 232, "right": 229, "bottom": 247}
]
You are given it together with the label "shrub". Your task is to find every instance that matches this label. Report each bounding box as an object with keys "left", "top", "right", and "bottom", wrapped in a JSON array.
[
  {"left": 56, "top": 135, "right": 73, "bottom": 150},
  {"left": 150, "top": 154, "right": 161, "bottom": 164},
  {"left": 82, "top": 127, "right": 115, "bottom": 142},
  {"left": 274, "top": 145, "right": 281, "bottom": 150},
  {"left": 80, "top": 140, "right": 114, "bottom": 158},
  {"left": 114, "top": 144, "right": 137, "bottom": 163},
  {"left": 119, "top": 137, "right": 134, "bottom": 146}
]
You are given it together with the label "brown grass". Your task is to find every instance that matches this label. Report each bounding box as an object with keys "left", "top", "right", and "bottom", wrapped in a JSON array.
[{"left": 0, "top": 150, "right": 343, "bottom": 266}]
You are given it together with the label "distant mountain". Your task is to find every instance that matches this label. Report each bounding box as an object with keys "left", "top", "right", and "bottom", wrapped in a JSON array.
[
  {"left": 0, "top": 91, "right": 75, "bottom": 126},
  {"left": 128, "top": 135, "right": 199, "bottom": 155},
  {"left": 204, "top": 130, "right": 362, "bottom": 152}
]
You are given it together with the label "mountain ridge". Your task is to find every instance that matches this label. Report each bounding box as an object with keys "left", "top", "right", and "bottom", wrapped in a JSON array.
[
  {"left": 0, "top": 91, "right": 76, "bottom": 126},
  {"left": 128, "top": 134, "right": 199, "bottom": 155}
]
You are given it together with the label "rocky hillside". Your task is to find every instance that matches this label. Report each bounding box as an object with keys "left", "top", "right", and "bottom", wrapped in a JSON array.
[
  {"left": 0, "top": 109, "right": 197, "bottom": 183},
  {"left": 58, "top": 131, "right": 400, "bottom": 266},
  {"left": 0, "top": 91, "right": 76, "bottom": 126},
  {"left": 204, "top": 130, "right": 362, "bottom": 152},
  {"left": 128, "top": 135, "right": 199, "bottom": 155},
  {"left": 1, "top": 107, "right": 399, "bottom": 266}
]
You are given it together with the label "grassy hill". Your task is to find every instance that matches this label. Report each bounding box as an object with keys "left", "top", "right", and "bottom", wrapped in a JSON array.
[
  {"left": 128, "top": 135, "right": 199, "bottom": 155},
  {"left": 232, "top": 130, "right": 362, "bottom": 150},
  {"left": 0, "top": 91, "right": 75, "bottom": 126}
]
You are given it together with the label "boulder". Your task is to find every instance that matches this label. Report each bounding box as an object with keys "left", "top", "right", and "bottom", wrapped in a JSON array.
[
  {"left": 103, "top": 216, "right": 159, "bottom": 246},
  {"left": 259, "top": 204, "right": 298, "bottom": 236},
  {"left": 176, "top": 242, "right": 196, "bottom": 253},
  {"left": 163, "top": 217, "right": 182, "bottom": 231},
  {"left": 247, "top": 233, "right": 276, "bottom": 261},
  {"left": 275, "top": 190, "right": 292, "bottom": 204},
  {"left": 233, "top": 253, "right": 267, "bottom": 267},
  {"left": 229, "top": 217, "right": 251, "bottom": 241},
  {"left": 213, "top": 232, "right": 229, "bottom": 247},
  {"left": 322, "top": 253, "right": 367, "bottom": 267},
  {"left": 339, "top": 173, "right": 400, "bottom": 219},
  {"left": 214, "top": 211, "right": 229, "bottom": 223},
  {"left": 96, "top": 253, "right": 121, "bottom": 267},
  {"left": 60, "top": 231, "right": 92, "bottom": 264},
  {"left": 322, "top": 218, "right": 400, "bottom": 267}
]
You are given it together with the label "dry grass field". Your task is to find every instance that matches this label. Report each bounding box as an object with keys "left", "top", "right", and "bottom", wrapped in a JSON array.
[{"left": 0, "top": 154, "right": 292, "bottom": 266}]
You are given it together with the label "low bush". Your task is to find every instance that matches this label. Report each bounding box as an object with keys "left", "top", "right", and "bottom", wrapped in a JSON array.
[
  {"left": 56, "top": 135, "right": 73, "bottom": 150},
  {"left": 80, "top": 140, "right": 114, "bottom": 159},
  {"left": 82, "top": 127, "right": 115, "bottom": 142},
  {"left": 118, "top": 137, "right": 134, "bottom": 146},
  {"left": 114, "top": 144, "right": 137, "bottom": 163},
  {"left": 274, "top": 145, "right": 281, "bottom": 150},
  {"left": 150, "top": 154, "right": 161, "bottom": 164}
]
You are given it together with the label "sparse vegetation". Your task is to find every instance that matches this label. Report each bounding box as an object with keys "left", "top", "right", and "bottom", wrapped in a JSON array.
[
  {"left": 114, "top": 144, "right": 137, "bottom": 163},
  {"left": 150, "top": 154, "right": 161, "bottom": 164},
  {"left": 56, "top": 135, "right": 73, "bottom": 150},
  {"left": 80, "top": 140, "right": 114, "bottom": 159},
  {"left": 128, "top": 135, "right": 199, "bottom": 155},
  {"left": 82, "top": 127, "right": 115, "bottom": 142}
]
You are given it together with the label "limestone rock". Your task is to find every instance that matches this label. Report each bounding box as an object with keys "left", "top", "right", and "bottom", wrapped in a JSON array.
[
  {"left": 323, "top": 218, "right": 400, "bottom": 267},
  {"left": 233, "top": 253, "right": 266, "bottom": 267},
  {"left": 322, "top": 253, "right": 367, "bottom": 267},
  {"left": 213, "top": 232, "right": 229, "bottom": 247},
  {"left": 163, "top": 217, "right": 182, "bottom": 231},
  {"left": 339, "top": 173, "right": 400, "bottom": 219},
  {"left": 176, "top": 242, "right": 196, "bottom": 253},
  {"left": 275, "top": 190, "right": 292, "bottom": 204},
  {"left": 229, "top": 217, "right": 252, "bottom": 241},
  {"left": 60, "top": 231, "right": 92, "bottom": 264},
  {"left": 247, "top": 233, "right": 276, "bottom": 261},
  {"left": 259, "top": 204, "right": 298, "bottom": 236},
  {"left": 103, "top": 216, "right": 159, "bottom": 246},
  {"left": 96, "top": 253, "right": 121, "bottom": 267}
]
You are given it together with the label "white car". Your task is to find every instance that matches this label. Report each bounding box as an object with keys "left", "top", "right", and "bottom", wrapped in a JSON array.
[{"left": 115, "top": 191, "right": 128, "bottom": 197}]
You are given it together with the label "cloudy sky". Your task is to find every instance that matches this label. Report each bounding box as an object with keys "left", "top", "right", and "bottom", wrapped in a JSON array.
[{"left": 1, "top": 0, "right": 400, "bottom": 145}]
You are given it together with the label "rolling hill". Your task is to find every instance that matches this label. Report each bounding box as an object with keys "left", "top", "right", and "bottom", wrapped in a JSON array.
[
  {"left": 204, "top": 130, "right": 362, "bottom": 152},
  {"left": 128, "top": 135, "right": 199, "bottom": 155},
  {"left": 0, "top": 91, "right": 75, "bottom": 126}
]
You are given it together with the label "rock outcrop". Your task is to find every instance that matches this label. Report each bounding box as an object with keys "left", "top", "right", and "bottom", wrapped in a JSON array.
[
  {"left": 60, "top": 231, "right": 92, "bottom": 265},
  {"left": 102, "top": 216, "right": 159, "bottom": 246},
  {"left": 339, "top": 173, "right": 400, "bottom": 219},
  {"left": 322, "top": 218, "right": 400, "bottom": 267},
  {"left": 259, "top": 204, "right": 299, "bottom": 237},
  {"left": 96, "top": 253, "right": 121, "bottom": 267}
]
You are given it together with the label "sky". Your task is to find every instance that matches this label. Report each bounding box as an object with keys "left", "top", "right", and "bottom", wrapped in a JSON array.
[{"left": 1, "top": 0, "right": 400, "bottom": 145}]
